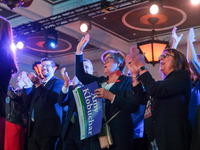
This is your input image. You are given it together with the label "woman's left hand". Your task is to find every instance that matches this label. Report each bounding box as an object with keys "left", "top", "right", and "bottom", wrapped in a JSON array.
[
  {"left": 95, "top": 88, "right": 114, "bottom": 102},
  {"left": 126, "top": 46, "right": 145, "bottom": 74},
  {"left": 125, "top": 54, "right": 139, "bottom": 77}
]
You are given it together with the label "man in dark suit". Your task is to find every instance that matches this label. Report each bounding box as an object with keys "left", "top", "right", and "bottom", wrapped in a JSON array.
[
  {"left": 58, "top": 59, "right": 93, "bottom": 150},
  {"left": 23, "top": 58, "right": 63, "bottom": 150}
]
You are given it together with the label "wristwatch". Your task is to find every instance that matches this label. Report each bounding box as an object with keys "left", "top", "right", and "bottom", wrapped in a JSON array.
[{"left": 139, "top": 66, "right": 147, "bottom": 72}]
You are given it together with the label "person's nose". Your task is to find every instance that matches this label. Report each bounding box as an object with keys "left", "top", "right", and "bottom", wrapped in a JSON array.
[{"left": 159, "top": 56, "right": 164, "bottom": 61}]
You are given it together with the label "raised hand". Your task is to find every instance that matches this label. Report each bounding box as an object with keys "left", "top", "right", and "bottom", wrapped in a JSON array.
[
  {"left": 128, "top": 46, "right": 145, "bottom": 67},
  {"left": 61, "top": 67, "right": 70, "bottom": 87},
  {"left": 188, "top": 28, "right": 196, "bottom": 43},
  {"left": 76, "top": 34, "right": 90, "bottom": 54},
  {"left": 125, "top": 54, "right": 139, "bottom": 77},
  {"left": 171, "top": 26, "right": 183, "bottom": 49}
]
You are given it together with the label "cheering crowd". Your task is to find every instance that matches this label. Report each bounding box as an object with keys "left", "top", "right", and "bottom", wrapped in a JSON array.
[{"left": 0, "top": 16, "right": 200, "bottom": 150}]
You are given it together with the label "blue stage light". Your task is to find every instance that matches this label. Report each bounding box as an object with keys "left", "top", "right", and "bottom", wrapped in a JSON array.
[
  {"left": 50, "top": 41, "right": 56, "bottom": 49},
  {"left": 16, "top": 41, "right": 24, "bottom": 49}
]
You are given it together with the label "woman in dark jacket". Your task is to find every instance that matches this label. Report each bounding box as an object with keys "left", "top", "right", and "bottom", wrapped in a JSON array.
[
  {"left": 0, "top": 16, "right": 18, "bottom": 150},
  {"left": 126, "top": 47, "right": 192, "bottom": 150},
  {"left": 75, "top": 34, "right": 139, "bottom": 150}
]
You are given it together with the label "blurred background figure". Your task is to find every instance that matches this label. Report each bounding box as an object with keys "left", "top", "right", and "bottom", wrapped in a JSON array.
[
  {"left": 76, "top": 34, "right": 139, "bottom": 150},
  {"left": 186, "top": 28, "right": 200, "bottom": 150},
  {"left": 127, "top": 70, "right": 147, "bottom": 150},
  {"left": 126, "top": 46, "right": 192, "bottom": 150},
  {"left": 5, "top": 72, "right": 31, "bottom": 150},
  {"left": 0, "top": 16, "right": 18, "bottom": 150},
  {"left": 186, "top": 28, "right": 200, "bottom": 130}
]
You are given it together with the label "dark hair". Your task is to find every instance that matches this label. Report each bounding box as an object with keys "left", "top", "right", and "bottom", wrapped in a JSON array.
[
  {"left": 163, "top": 48, "right": 190, "bottom": 73},
  {"left": 41, "top": 58, "right": 56, "bottom": 67},
  {"left": 101, "top": 50, "right": 125, "bottom": 73},
  {"left": 0, "top": 16, "right": 18, "bottom": 74}
]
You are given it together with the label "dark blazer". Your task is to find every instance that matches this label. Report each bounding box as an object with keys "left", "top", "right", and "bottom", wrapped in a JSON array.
[
  {"left": 6, "top": 86, "right": 27, "bottom": 127},
  {"left": 132, "top": 70, "right": 192, "bottom": 150},
  {"left": 190, "top": 105, "right": 200, "bottom": 150},
  {"left": 58, "top": 85, "right": 79, "bottom": 140},
  {"left": 0, "top": 49, "right": 12, "bottom": 118},
  {"left": 23, "top": 76, "right": 63, "bottom": 138},
  {"left": 76, "top": 54, "right": 139, "bottom": 150}
]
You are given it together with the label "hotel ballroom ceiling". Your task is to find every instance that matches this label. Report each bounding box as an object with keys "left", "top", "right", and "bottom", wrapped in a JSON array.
[{"left": 0, "top": 0, "right": 200, "bottom": 66}]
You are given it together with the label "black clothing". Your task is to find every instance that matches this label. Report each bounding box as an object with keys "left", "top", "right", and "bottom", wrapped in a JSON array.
[
  {"left": 190, "top": 105, "right": 200, "bottom": 150},
  {"left": 6, "top": 86, "right": 27, "bottom": 127},
  {"left": 0, "top": 49, "right": 12, "bottom": 117},
  {"left": 132, "top": 70, "right": 192, "bottom": 150}
]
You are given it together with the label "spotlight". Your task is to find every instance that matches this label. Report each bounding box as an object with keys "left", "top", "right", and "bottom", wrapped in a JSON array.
[
  {"left": 191, "top": 0, "right": 200, "bottom": 5},
  {"left": 11, "top": 43, "right": 16, "bottom": 53},
  {"left": 16, "top": 41, "right": 24, "bottom": 49},
  {"left": 80, "top": 19, "right": 91, "bottom": 33},
  {"left": 43, "top": 29, "right": 58, "bottom": 49},
  {"left": 150, "top": 4, "right": 159, "bottom": 15},
  {"left": 44, "top": 38, "right": 57, "bottom": 49},
  {"left": 149, "top": 0, "right": 162, "bottom": 15}
]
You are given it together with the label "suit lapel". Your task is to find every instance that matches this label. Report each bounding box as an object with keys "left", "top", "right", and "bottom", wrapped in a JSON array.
[{"left": 44, "top": 76, "right": 55, "bottom": 90}]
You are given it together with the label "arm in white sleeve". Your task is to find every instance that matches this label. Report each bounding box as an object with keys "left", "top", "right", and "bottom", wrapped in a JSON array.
[{"left": 187, "top": 28, "right": 200, "bottom": 78}]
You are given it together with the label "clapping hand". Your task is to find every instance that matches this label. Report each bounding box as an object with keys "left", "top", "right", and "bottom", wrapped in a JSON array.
[
  {"left": 76, "top": 34, "right": 90, "bottom": 54},
  {"left": 18, "top": 71, "right": 33, "bottom": 88},
  {"left": 171, "top": 26, "right": 183, "bottom": 49},
  {"left": 61, "top": 67, "right": 70, "bottom": 87},
  {"left": 28, "top": 72, "right": 41, "bottom": 87},
  {"left": 125, "top": 46, "right": 145, "bottom": 76},
  {"left": 188, "top": 28, "right": 196, "bottom": 43}
]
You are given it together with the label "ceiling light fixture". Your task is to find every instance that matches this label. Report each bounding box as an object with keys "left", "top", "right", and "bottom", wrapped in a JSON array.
[
  {"left": 137, "top": 17, "right": 169, "bottom": 66},
  {"left": 43, "top": 28, "right": 58, "bottom": 49},
  {"left": 149, "top": 0, "right": 162, "bottom": 15},
  {"left": 80, "top": 17, "right": 91, "bottom": 33}
]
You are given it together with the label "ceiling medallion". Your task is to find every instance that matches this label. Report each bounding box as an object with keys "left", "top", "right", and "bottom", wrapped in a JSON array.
[{"left": 122, "top": 5, "right": 187, "bottom": 32}]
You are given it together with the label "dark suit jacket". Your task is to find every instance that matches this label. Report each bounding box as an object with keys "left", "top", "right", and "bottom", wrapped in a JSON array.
[
  {"left": 0, "top": 49, "right": 12, "bottom": 118},
  {"left": 58, "top": 85, "right": 79, "bottom": 140},
  {"left": 132, "top": 70, "right": 192, "bottom": 150},
  {"left": 190, "top": 105, "right": 200, "bottom": 150},
  {"left": 76, "top": 54, "right": 139, "bottom": 150},
  {"left": 23, "top": 76, "right": 63, "bottom": 138}
]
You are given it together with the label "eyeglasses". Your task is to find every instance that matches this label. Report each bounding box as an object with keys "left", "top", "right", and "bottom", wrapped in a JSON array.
[
  {"left": 40, "top": 64, "right": 52, "bottom": 68},
  {"left": 102, "top": 57, "right": 113, "bottom": 64},
  {"left": 159, "top": 53, "right": 174, "bottom": 60}
]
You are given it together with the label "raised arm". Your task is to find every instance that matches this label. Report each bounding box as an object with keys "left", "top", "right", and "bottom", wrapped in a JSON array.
[
  {"left": 171, "top": 26, "right": 183, "bottom": 49},
  {"left": 75, "top": 34, "right": 100, "bottom": 85},
  {"left": 187, "top": 28, "right": 200, "bottom": 78}
]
